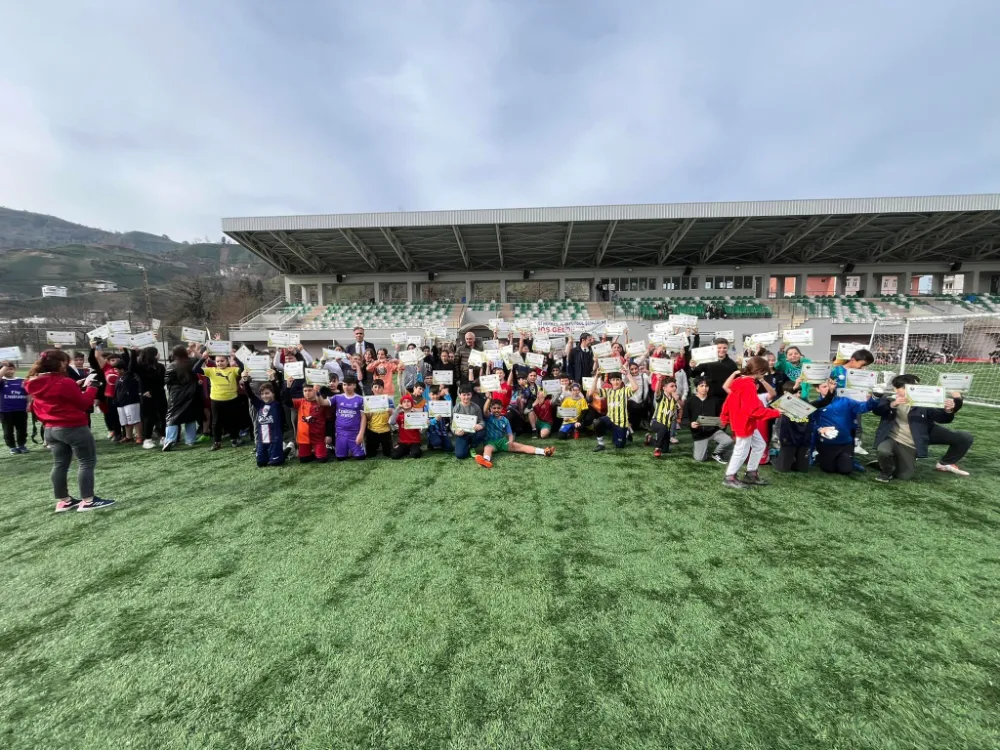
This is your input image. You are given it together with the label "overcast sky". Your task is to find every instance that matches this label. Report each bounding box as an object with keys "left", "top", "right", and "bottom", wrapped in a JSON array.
[{"left": 1, "top": 1, "right": 998, "bottom": 241}]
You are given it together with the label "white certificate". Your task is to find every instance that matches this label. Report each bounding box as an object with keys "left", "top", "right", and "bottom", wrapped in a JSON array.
[
  {"left": 0, "top": 346, "right": 23, "bottom": 360},
  {"left": 526, "top": 352, "right": 546, "bottom": 369},
  {"left": 46, "top": 331, "right": 77, "bottom": 345},
  {"left": 428, "top": 326, "right": 448, "bottom": 339},
  {"left": 557, "top": 406, "right": 579, "bottom": 419},
  {"left": 697, "top": 416, "right": 722, "bottom": 427},
  {"left": 499, "top": 344, "right": 513, "bottom": 358},
  {"left": 782, "top": 328, "right": 814, "bottom": 347},
  {"left": 283, "top": 361, "right": 305, "bottom": 380},
  {"left": 845, "top": 369, "right": 878, "bottom": 390},
  {"left": 626, "top": 341, "right": 647, "bottom": 357},
  {"left": 604, "top": 322, "right": 626, "bottom": 336},
  {"left": 482, "top": 339, "right": 500, "bottom": 351},
  {"left": 453, "top": 413, "right": 478, "bottom": 432},
  {"left": 183, "top": 326, "right": 207, "bottom": 343},
  {"left": 488, "top": 318, "right": 504, "bottom": 330},
  {"left": 130, "top": 331, "right": 157, "bottom": 348},
  {"left": 322, "top": 348, "right": 346, "bottom": 361},
  {"left": 533, "top": 338, "right": 552, "bottom": 353},
  {"left": 801, "top": 363, "right": 832, "bottom": 383},
  {"left": 267, "top": 330, "right": 299, "bottom": 347},
  {"left": 647, "top": 332, "right": 665, "bottom": 345},
  {"left": 690, "top": 345, "right": 717, "bottom": 364},
  {"left": 404, "top": 412, "right": 428, "bottom": 429},
  {"left": 107, "top": 320, "right": 131, "bottom": 334},
  {"left": 773, "top": 393, "right": 817, "bottom": 419},
  {"left": 364, "top": 395, "right": 390, "bottom": 412},
  {"left": 305, "top": 368, "right": 330, "bottom": 386},
  {"left": 468, "top": 349, "right": 488, "bottom": 367},
  {"left": 905, "top": 384, "right": 945, "bottom": 408},
  {"left": 234, "top": 345, "right": 253, "bottom": 363},
  {"left": 432, "top": 370, "right": 454, "bottom": 385},
  {"left": 399, "top": 349, "right": 420, "bottom": 366},
  {"left": 428, "top": 400, "right": 452, "bottom": 417},
  {"left": 390, "top": 332, "right": 408, "bottom": 345},
  {"left": 107, "top": 333, "right": 132, "bottom": 348},
  {"left": 87, "top": 324, "right": 110, "bottom": 341},
  {"left": 713, "top": 330, "right": 734, "bottom": 344},
  {"left": 837, "top": 342, "right": 866, "bottom": 360},
  {"left": 938, "top": 373, "right": 973, "bottom": 393},
  {"left": 207, "top": 340, "right": 231, "bottom": 356},
  {"left": 652, "top": 322, "right": 676, "bottom": 334},
  {"left": 406, "top": 335, "right": 423, "bottom": 348},
  {"left": 649, "top": 357, "right": 674, "bottom": 375},
  {"left": 541, "top": 379, "right": 562, "bottom": 394},
  {"left": 479, "top": 374, "right": 501, "bottom": 391},
  {"left": 837, "top": 388, "right": 870, "bottom": 403},
  {"left": 598, "top": 357, "right": 620, "bottom": 373},
  {"left": 662, "top": 334, "right": 688, "bottom": 351},
  {"left": 669, "top": 313, "right": 698, "bottom": 328},
  {"left": 748, "top": 331, "right": 779, "bottom": 347},
  {"left": 247, "top": 355, "right": 271, "bottom": 381},
  {"left": 151, "top": 318, "right": 161, "bottom": 331},
  {"left": 509, "top": 352, "right": 524, "bottom": 367},
  {"left": 592, "top": 341, "right": 613, "bottom": 358}
]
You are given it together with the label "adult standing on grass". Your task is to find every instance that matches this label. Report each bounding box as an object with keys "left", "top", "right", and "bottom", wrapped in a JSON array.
[
  {"left": 162, "top": 345, "right": 203, "bottom": 451},
  {"left": 23, "top": 350, "right": 115, "bottom": 512},
  {"left": 455, "top": 331, "right": 482, "bottom": 387}
]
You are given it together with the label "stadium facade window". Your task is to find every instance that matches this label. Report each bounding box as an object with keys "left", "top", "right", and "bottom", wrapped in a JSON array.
[
  {"left": 662, "top": 276, "right": 700, "bottom": 291},
  {"left": 704, "top": 275, "right": 761, "bottom": 294},
  {"left": 602, "top": 277, "right": 656, "bottom": 295},
  {"left": 564, "top": 280, "right": 591, "bottom": 300},
  {"left": 471, "top": 281, "right": 500, "bottom": 301},
  {"left": 336, "top": 283, "right": 375, "bottom": 303},
  {"left": 380, "top": 282, "right": 408, "bottom": 303},
  {"left": 416, "top": 282, "right": 465, "bottom": 302},
  {"left": 289, "top": 283, "right": 319, "bottom": 304},
  {"left": 942, "top": 274, "right": 964, "bottom": 295},
  {"left": 505, "top": 280, "right": 559, "bottom": 302}
]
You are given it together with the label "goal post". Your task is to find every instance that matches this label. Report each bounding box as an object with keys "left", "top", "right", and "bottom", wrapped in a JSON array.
[{"left": 868, "top": 313, "right": 1000, "bottom": 408}]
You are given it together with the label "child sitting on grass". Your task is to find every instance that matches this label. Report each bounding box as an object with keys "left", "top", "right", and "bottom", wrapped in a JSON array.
[
  {"left": 391, "top": 393, "right": 424, "bottom": 459},
  {"left": 683, "top": 377, "right": 732, "bottom": 463},
  {"left": 427, "top": 385, "right": 454, "bottom": 452},
  {"left": 474, "top": 397, "right": 555, "bottom": 468},
  {"left": 558, "top": 382, "right": 589, "bottom": 439}
]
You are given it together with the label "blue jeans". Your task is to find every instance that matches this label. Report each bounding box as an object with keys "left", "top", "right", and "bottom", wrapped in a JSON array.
[
  {"left": 428, "top": 430, "right": 454, "bottom": 452},
  {"left": 166, "top": 423, "right": 198, "bottom": 446},
  {"left": 454, "top": 429, "right": 486, "bottom": 459}
]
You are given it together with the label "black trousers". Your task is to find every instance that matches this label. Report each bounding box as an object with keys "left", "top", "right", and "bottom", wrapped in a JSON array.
[
  {"left": 391, "top": 442, "right": 422, "bottom": 459},
  {"left": 649, "top": 421, "right": 672, "bottom": 452},
  {"left": 365, "top": 430, "right": 393, "bottom": 457},
  {"left": 773, "top": 444, "right": 809, "bottom": 473},
  {"left": 876, "top": 438, "right": 917, "bottom": 480},
  {"left": 627, "top": 401, "right": 649, "bottom": 432},
  {"left": 1, "top": 411, "right": 27, "bottom": 448},
  {"left": 928, "top": 424, "right": 974, "bottom": 465},
  {"left": 817, "top": 442, "right": 854, "bottom": 475},
  {"left": 103, "top": 402, "right": 122, "bottom": 438},
  {"left": 211, "top": 400, "right": 242, "bottom": 442},
  {"left": 141, "top": 396, "right": 167, "bottom": 441}
]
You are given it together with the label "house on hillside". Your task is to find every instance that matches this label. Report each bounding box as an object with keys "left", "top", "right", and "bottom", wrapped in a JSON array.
[{"left": 84, "top": 279, "right": 119, "bottom": 293}]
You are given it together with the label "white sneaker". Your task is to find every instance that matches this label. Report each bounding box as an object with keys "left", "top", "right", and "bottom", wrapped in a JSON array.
[
  {"left": 854, "top": 443, "right": 869, "bottom": 456},
  {"left": 936, "top": 463, "right": 970, "bottom": 477},
  {"left": 142, "top": 439, "right": 156, "bottom": 450}
]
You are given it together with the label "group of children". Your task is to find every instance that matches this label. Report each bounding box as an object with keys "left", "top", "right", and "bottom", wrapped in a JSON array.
[{"left": 6, "top": 329, "right": 977, "bottom": 488}]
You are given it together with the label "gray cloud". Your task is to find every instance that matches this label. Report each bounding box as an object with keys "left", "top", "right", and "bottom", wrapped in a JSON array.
[{"left": 0, "top": 0, "right": 997, "bottom": 241}]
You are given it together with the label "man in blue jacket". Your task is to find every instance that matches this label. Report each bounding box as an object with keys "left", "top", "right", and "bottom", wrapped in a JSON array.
[
  {"left": 811, "top": 379, "right": 880, "bottom": 475},
  {"left": 871, "top": 374, "right": 972, "bottom": 483}
]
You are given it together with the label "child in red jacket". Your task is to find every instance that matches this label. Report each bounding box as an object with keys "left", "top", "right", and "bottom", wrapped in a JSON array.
[{"left": 719, "top": 356, "right": 781, "bottom": 489}]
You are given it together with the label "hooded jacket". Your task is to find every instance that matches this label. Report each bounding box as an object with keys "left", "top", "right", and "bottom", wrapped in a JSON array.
[
  {"left": 24, "top": 373, "right": 98, "bottom": 428},
  {"left": 720, "top": 375, "right": 781, "bottom": 439}
]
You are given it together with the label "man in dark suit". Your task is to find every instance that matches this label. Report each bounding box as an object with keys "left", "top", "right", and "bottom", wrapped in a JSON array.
[{"left": 345, "top": 327, "right": 376, "bottom": 358}]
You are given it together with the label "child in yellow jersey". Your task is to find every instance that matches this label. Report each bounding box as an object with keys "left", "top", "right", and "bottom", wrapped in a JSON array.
[
  {"left": 588, "top": 367, "right": 638, "bottom": 451},
  {"left": 200, "top": 353, "right": 243, "bottom": 450},
  {"left": 364, "top": 379, "right": 394, "bottom": 457},
  {"left": 645, "top": 376, "right": 681, "bottom": 457},
  {"left": 558, "top": 382, "right": 589, "bottom": 440}
]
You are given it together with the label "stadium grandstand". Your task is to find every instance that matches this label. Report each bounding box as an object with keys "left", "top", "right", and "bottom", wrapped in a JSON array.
[{"left": 224, "top": 193, "right": 1000, "bottom": 363}]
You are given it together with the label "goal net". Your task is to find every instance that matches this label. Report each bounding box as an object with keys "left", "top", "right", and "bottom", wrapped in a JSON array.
[{"left": 868, "top": 313, "right": 1000, "bottom": 408}]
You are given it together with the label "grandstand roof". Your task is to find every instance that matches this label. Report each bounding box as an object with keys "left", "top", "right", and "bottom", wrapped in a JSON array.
[{"left": 222, "top": 193, "right": 1000, "bottom": 276}]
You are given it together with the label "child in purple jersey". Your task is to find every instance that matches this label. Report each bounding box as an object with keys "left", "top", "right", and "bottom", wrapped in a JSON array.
[{"left": 332, "top": 374, "right": 367, "bottom": 459}]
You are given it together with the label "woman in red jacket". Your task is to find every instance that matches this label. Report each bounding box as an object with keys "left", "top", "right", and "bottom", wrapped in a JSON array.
[
  {"left": 24, "top": 350, "right": 115, "bottom": 512},
  {"left": 719, "top": 356, "right": 782, "bottom": 490}
]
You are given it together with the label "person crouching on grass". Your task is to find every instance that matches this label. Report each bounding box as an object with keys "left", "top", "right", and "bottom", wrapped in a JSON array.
[
  {"left": 475, "top": 397, "right": 555, "bottom": 468},
  {"left": 558, "top": 381, "right": 588, "bottom": 439},
  {"left": 719, "top": 356, "right": 782, "bottom": 489},
  {"left": 588, "top": 366, "right": 638, "bottom": 452},
  {"left": 391, "top": 393, "right": 424, "bottom": 459},
  {"left": 282, "top": 379, "right": 332, "bottom": 464},
  {"left": 644, "top": 375, "right": 680, "bottom": 458}
]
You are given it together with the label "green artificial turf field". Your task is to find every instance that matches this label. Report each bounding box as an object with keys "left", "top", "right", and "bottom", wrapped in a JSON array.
[{"left": 2, "top": 410, "right": 999, "bottom": 749}]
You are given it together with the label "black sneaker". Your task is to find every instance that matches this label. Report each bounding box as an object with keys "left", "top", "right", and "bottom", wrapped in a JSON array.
[
  {"left": 78, "top": 497, "right": 115, "bottom": 512},
  {"left": 875, "top": 473, "right": 893, "bottom": 483},
  {"left": 593, "top": 443, "right": 606, "bottom": 452},
  {"left": 711, "top": 452, "right": 727, "bottom": 464},
  {"left": 161, "top": 440, "right": 176, "bottom": 453},
  {"left": 231, "top": 439, "right": 241, "bottom": 448},
  {"left": 210, "top": 442, "right": 222, "bottom": 451},
  {"left": 743, "top": 471, "right": 769, "bottom": 487},
  {"left": 723, "top": 475, "right": 747, "bottom": 490}
]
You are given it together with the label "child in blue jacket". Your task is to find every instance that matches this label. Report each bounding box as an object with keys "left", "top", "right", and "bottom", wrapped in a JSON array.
[{"left": 812, "top": 379, "right": 879, "bottom": 475}]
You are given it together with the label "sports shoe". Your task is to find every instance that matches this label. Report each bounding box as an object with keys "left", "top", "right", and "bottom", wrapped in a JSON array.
[
  {"left": 852, "top": 460, "right": 866, "bottom": 473},
  {"left": 474, "top": 455, "right": 493, "bottom": 468},
  {"left": 17, "top": 445, "right": 28, "bottom": 454},
  {"left": 210, "top": 442, "right": 222, "bottom": 452},
  {"left": 743, "top": 471, "right": 769, "bottom": 486},
  {"left": 283, "top": 444, "right": 294, "bottom": 461},
  {"left": 161, "top": 440, "right": 176, "bottom": 452},
  {"left": 78, "top": 497, "right": 115, "bottom": 512},
  {"left": 712, "top": 452, "right": 727, "bottom": 464},
  {"left": 231, "top": 439, "right": 242, "bottom": 448},
  {"left": 854, "top": 441, "right": 869, "bottom": 456},
  {"left": 8, "top": 448, "right": 17, "bottom": 456},
  {"left": 142, "top": 439, "right": 156, "bottom": 450},
  {"left": 543, "top": 446, "right": 555, "bottom": 457},
  {"left": 723, "top": 475, "right": 747, "bottom": 490},
  {"left": 936, "top": 463, "right": 970, "bottom": 477},
  {"left": 644, "top": 433, "right": 652, "bottom": 446},
  {"left": 55, "top": 498, "right": 81, "bottom": 513},
  {"left": 593, "top": 443, "right": 606, "bottom": 452},
  {"left": 670, "top": 437, "right": 679, "bottom": 445},
  {"left": 875, "top": 473, "right": 893, "bottom": 483},
  {"left": 653, "top": 449, "right": 662, "bottom": 458}
]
